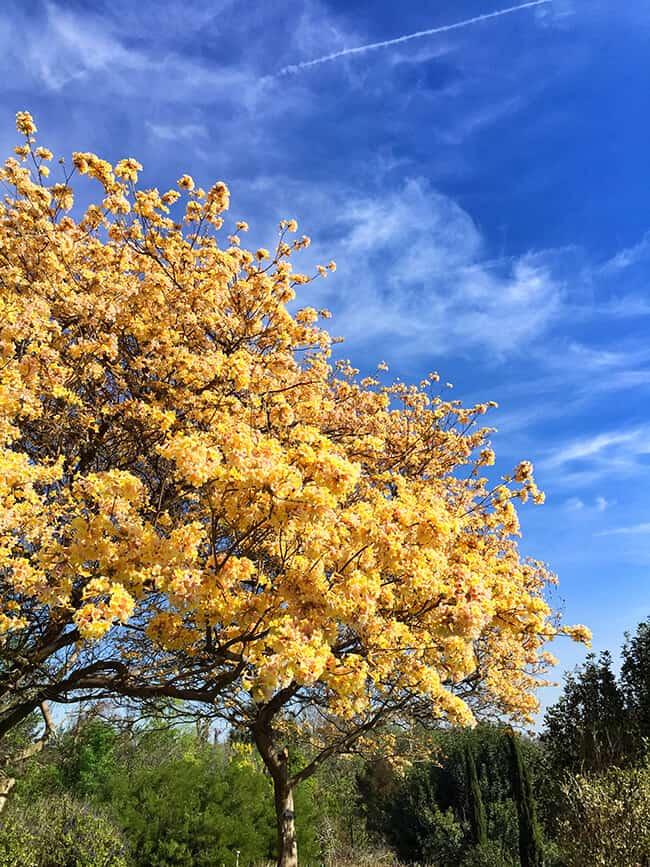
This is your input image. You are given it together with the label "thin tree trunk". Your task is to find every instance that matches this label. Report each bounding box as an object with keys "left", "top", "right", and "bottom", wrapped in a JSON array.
[{"left": 0, "top": 775, "right": 15, "bottom": 814}]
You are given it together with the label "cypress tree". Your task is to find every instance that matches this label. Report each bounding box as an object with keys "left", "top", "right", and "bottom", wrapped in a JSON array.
[
  {"left": 505, "top": 728, "right": 544, "bottom": 867},
  {"left": 465, "top": 742, "right": 488, "bottom": 847}
]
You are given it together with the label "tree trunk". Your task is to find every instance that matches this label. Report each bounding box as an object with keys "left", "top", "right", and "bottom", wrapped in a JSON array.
[
  {"left": 273, "top": 767, "right": 298, "bottom": 867},
  {"left": 0, "top": 775, "right": 15, "bottom": 813},
  {"left": 252, "top": 717, "right": 299, "bottom": 867}
]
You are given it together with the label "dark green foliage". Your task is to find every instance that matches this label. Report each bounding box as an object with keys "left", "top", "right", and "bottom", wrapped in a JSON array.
[
  {"left": 465, "top": 742, "right": 488, "bottom": 847},
  {"left": 542, "top": 617, "right": 650, "bottom": 773},
  {"left": 542, "top": 651, "right": 630, "bottom": 775},
  {"left": 0, "top": 710, "right": 42, "bottom": 774},
  {"left": 105, "top": 733, "right": 278, "bottom": 866},
  {"left": 60, "top": 719, "right": 119, "bottom": 796},
  {"left": 460, "top": 840, "right": 517, "bottom": 867},
  {"left": 358, "top": 724, "right": 539, "bottom": 866},
  {"left": 431, "top": 724, "right": 528, "bottom": 854},
  {"left": 12, "top": 612, "right": 650, "bottom": 867},
  {"left": 309, "top": 753, "right": 373, "bottom": 862},
  {"left": 505, "top": 729, "right": 543, "bottom": 867},
  {"left": 382, "top": 761, "right": 465, "bottom": 865},
  {"left": 621, "top": 617, "right": 650, "bottom": 742}
]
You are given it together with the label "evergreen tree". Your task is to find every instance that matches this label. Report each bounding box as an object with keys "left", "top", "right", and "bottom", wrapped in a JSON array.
[
  {"left": 465, "top": 743, "right": 488, "bottom": 847},
  {"left": 506, "top": 729, "right": 544, "bottom": 867},
  {"left": 621, "top": 617, "right": 650, "bottom": 744},
  {"left": 13, "top": 719, "right": 321, "bottom": 867},
  {"left": 541, "top": 651, "right": 629, "bottom": 774}
]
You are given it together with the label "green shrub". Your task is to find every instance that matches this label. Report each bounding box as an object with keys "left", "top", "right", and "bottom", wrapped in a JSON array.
[
  {"left": 0, "top": 793, "right": 129, "bottom": 867},
  {"left": 381, "top": 763, "right": 465, "bottom": 865}
]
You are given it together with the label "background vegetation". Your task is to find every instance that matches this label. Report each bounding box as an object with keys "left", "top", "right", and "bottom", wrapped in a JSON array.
[{"left": 1, "top": 615, "right": 649, "bottom": 866}]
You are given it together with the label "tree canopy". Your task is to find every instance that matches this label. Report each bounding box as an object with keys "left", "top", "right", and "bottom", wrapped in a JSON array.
[{"left": 0, "top": 111, "right": 589, "bottom": 864}]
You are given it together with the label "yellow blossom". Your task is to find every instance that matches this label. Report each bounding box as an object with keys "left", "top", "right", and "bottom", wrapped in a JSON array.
[
  {"left": 177, "top": 174, "right": 195, "bottom": 191},
  {"left": 16, "top": 111, "right": 36, "bottom": 136},
  {"left": 115, "top": 158, "right": 143, "bottom": 183}
]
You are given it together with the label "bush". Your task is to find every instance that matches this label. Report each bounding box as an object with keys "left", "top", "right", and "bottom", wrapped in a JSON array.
[
  {"left": 381, "top": 763, "right": 465, "bottom": 864},
  {"left": 461, "top": 840, "right": 517, "bottom": 867},
  {"left": 0, "top": 793, "right": 129, "bottom": 867},
  {"left": 556, "top": 758, "right": 650, "bottom": 866}
]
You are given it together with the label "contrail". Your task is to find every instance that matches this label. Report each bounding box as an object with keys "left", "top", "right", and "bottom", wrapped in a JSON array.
[{"left": 279, "top": 0, "right": 551, "bottom": 75}]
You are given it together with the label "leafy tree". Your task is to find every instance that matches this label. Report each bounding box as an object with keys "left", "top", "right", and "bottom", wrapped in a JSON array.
[
  {"left": 383, "top": 761, "right": 466, "bottom": 865},
  {"left": 16, "top": 719, "right": 321, "bottom": 867},
  {"left": 0, "top": 702, "right": 55, "bottom": 812},
  {"left": 105, "top": 735, "right": 283, "bottom": 867},
  {"left": 16, "top": 714, "right": 126, "bottom": 806},
  {"left": 293, "top": 751, "right": 372, "bottom": 864},
  {"left": 0, "top": 112, "right": 588, "bottom": 865},
  {"left": 542, "top": 650, "right": 629, "bottom": 774},
  {"left": 359, "top": 725, "right": 538, "bottom": 865},
  {"left": 461, "top": 841, "right": 517, "bottom": 867},
  {"left": 57, "top": 719, "right": 119, "bottom": 798}
]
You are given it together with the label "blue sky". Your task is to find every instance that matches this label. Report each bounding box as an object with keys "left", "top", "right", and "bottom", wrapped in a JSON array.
[{"left": 4, "top": 0, "right": 650, "bottom": 715}]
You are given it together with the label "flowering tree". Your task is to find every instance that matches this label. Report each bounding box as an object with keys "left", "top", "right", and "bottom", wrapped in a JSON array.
[{"left": 0, "top": 113, "right": 589, "bottom": 866}]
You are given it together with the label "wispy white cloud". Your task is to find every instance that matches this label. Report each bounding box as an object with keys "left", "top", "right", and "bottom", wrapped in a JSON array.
[
  {"left": 512, "top": 342, "right": 650, "bottom": 404},
  {"left": 27, "top": 2, "right": 148, "bottom": 90},
  {"left": 246, "top": 175, "right": 562, "bottom": 358},
  {"left": 600, "top": 232, "right": 650, "bottom": 273},
  {"left": 433, "top": 96, "right": 524, "bottom": 145},
  {"left": 3, "top": 1, "right": 275, "bottom": 112},
  {"left": 537, "top": 427, "right": 650, "bottom": 491},
  {"left": 278, "top": 1, "right": 551, "bottom": 75},
  {"left": 6, "top": 0, "right": 650, "bottom": 390},
  {"left": 561, "top": 343, "right": 648, "bottom": 371},
  {"left": 545, "top": 429, "right": 650, "bottom": 469},
  {"left": 243, "top": 175, "right": 650, "bottom": 369},
  {"left": 597, "top": 522, "right": 650, "bottom": 537},
  {"left": 146, "top": 122, "right": 208, "bottom": 142},
  {"left": 564, "top": 495, "right": 611, "bottom": 512}
]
